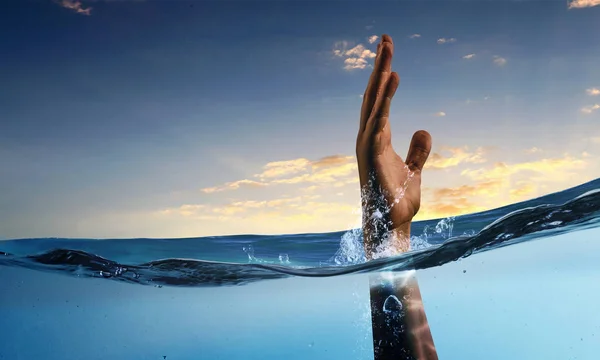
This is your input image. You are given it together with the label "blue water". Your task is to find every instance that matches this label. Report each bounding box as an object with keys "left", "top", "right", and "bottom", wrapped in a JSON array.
[{"left": 1, "top": 178, "right": 600, "bottom": 360}]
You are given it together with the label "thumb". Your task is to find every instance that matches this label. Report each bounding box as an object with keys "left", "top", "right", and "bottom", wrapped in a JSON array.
[{"left": 405, "top": 130, "right": 432, "bottom": 172}]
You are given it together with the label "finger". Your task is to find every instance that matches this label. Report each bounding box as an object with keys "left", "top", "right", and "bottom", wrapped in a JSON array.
[
  {"left": 405, "top": 130, "right": 432, "bottom": 172},
  {"left": 367, "top": 72, "right": 400, "bottom": 135},
  {"left": 359, "top": 35, "right": 394, "bottom": 133},
  {"left": 363, "top": 35, "right": 394, "bottom": 113}
]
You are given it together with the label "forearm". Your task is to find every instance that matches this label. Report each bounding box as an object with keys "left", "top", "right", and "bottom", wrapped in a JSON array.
[
  {"left": 395, "top": 273, "right": 438, "bottom": 360},
  {"left": 364, "top": 222, "right": 438, "bottom": 359}
]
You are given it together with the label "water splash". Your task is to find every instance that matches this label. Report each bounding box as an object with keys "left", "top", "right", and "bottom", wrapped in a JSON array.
[
  {"left": 243, "top": 245, "right": 256, "bottom": 262},
  {"left": 331, "top": 228, "right": 366, "bottom": 266},
  {"left": 360, "top": 166, "right": 416, "bottom": 257},
  {"left": 278, "top": 253, "right": 290, "bottom": 264}
]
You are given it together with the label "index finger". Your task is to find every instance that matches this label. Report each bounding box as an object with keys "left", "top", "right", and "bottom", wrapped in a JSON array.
[{"left": 359, "top": 35, "right": 394, "bottom": 134}]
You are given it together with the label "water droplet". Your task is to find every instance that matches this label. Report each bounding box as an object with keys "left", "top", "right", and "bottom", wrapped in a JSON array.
[{"left": 278, "top": 253, "right": 289, "bottom": 264}]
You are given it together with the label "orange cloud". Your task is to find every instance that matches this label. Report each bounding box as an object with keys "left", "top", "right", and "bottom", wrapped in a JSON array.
[
  {"left": 510, "top": 181, "right": 537, "bottom": 201},
  {"left": 569, "top": 0, "right": 600, "bottom": 8},
  {"left": 461, "top": 155, "right": 587, "bottom": 182},
  {"left": 255, "top": 158, "right": 311, "bottom": 179},
  {"left": 201, "top": 179, "right": 268, "bottom": 193},
  {"left": 418, "top": 198, "right": 487, "bottom": 219},
  {"left": 426, "top": 180, "right": 503, "bottom": 198},
  {"left": 204, "top": 154, "right": 358, "bottom": 192},
  {"left": 425, "top": 146, "right": 487, "bottom": 170},
  {"left": 159, "top": 194, "right": 360, "bottom": 235}
]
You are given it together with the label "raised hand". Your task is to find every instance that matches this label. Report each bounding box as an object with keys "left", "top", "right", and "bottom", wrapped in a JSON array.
[{"left": 356, "top": 34, "right": 432, "bottom": 259}]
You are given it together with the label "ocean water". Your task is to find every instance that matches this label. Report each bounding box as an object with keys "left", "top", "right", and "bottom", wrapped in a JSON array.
[{"left": 1, "top": 178, "right": 599, "bottom": 360}]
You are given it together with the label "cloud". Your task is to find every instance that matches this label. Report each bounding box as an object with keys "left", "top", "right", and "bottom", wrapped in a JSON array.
[
  {"left": 568, "top": 0, "right": 600, "bottom": 8},
  {"left": 311, "top": 155, "right": 354, "bottom": 169},
  {"left": 427, "top": 180, "right": 503, "bottom": 199},
  {"left": 255, "top": 158, "right": 311, "bottom": 179},
  {"left": 425, "top": 146, "right": 487, "bottom": 170},
  {"left": 271, "top": 159, "right": 357, "bottom": 185},
  {"left": 493, "top": 56, "right": 507, "bottom": 66},
  {"left": 419, "top": 198, "right": 487, "bottom": 220},
  {"left": 581, "top": 104, "right": 600, "bottom": 114},
  {"left": 201, "top": 179, "right": 268, "bottom": 193},
  {"left": 586, "top": 88, "right": 600, "bottom": 96},
  {"left": 463, "top": 54, "right": 476, "bottom": 59},
  {"left": 418, "top": 152, "right": 590, "bottom": 219},
  {"left": 58, "top": 0, "right": 92, "bottom": 15},
  {"left": 203, "top": 155, "right": 358, "bottom": 193},
  {"left": 437, "top": 38, "right": 457, "bottom": 44},
  {"left": 461, "top": 155, "right": 587, "bottom": 184},
  {"left": 509, "top": 181, "right": 537, "bottom": 200},
  {"left": 159, "top": 194, "right": 360, "bottom": 234},
  {"left": 343, "top": 57, "right": 369, "bottom": 70},
  {"left": 409, "top": 34, "right": 421, "bottom": 39},
  {"left": 434, "top": 111, "right": 446, "bottom": 117},
  {"left": 344, "top": 44, "right": 376, "bottom": 59},
  {"left": 368, "top": 35, "right": 379, "bottom": 44},
  {"left": 333, "top": 42, "right": 377, "bottom": 71}
]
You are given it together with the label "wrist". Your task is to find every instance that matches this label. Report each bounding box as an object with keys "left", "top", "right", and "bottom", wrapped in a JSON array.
[{"left": 390, "top": 222, "right": 411, "bottom": 253}]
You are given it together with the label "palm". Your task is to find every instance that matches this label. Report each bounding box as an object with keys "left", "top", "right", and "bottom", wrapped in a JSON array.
[
  {"left": 357, "top": 35, "right": 431, "bottom": 256},
  {"left": 373, "top": 142, "right": 420, "bottom": 226}
]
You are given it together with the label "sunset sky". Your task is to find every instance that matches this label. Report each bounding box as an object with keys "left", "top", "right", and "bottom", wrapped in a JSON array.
[{"left": 1, "top": 0, "right": 599, "bottom": 239}]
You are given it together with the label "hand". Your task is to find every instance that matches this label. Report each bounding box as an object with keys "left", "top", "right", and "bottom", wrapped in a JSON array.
[{"left": 356, "top": 34, "right": 432, "bottom": 258}]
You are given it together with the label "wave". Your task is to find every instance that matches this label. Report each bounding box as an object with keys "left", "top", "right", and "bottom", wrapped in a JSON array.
[{"left": 1, "top": 188, "right": 599, "bottom": 288}]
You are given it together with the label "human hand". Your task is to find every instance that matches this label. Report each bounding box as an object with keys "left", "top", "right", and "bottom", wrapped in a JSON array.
[{"left": 356, "top": 34, "right": 432, "bottom": 258}]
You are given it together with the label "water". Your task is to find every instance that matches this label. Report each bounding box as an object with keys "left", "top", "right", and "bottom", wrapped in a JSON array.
[{"left": 1, "top": 178, "right": 599, "bottom": 360}]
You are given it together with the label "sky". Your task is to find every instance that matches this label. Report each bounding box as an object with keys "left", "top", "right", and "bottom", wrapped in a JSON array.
[{"left": 1, "top": 0, "right": 599, "bottom": 239}]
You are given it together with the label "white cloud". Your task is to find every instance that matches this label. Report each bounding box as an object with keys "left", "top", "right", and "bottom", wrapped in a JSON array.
[
  {"left": 332, "top": 41, "right": 350, "bottom": 57},
  {"left": 581, "top": 104, "right": 600, "bottom": 114},
  {"left": 409, "top": 34, "right": 421, "bottom": 39},
  {"left": 463, "top": 54, "right": 476, "bottom": 59},
  {"left": 344, "top": 57, "right": 369, "bottom": 70},
  {"left": 344, "top": 44, "right": 376, "bottom": 59},
  {"left": 58, "top": 0, "right": 92, "bottom": 15},
  {"left": 332, "top": 42, "right": 377, "bottom": 71},
  {"left": 493, "top": 56, "right": 507, "bottom": 66},
  {"left": 568, "top": 0, "right": 600, "bottom": 8},
  {"left": 586, "top": 88, "right": 600, "bottom": 96},
  {"left": 434, "top": 111, "right": 446, "bottom": 117},
  {"left": 437, "top": 38, "right": 457, "bottom": 44},
  {"left": 368, "top": 35, "right": 379, "bottom": 44}
]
